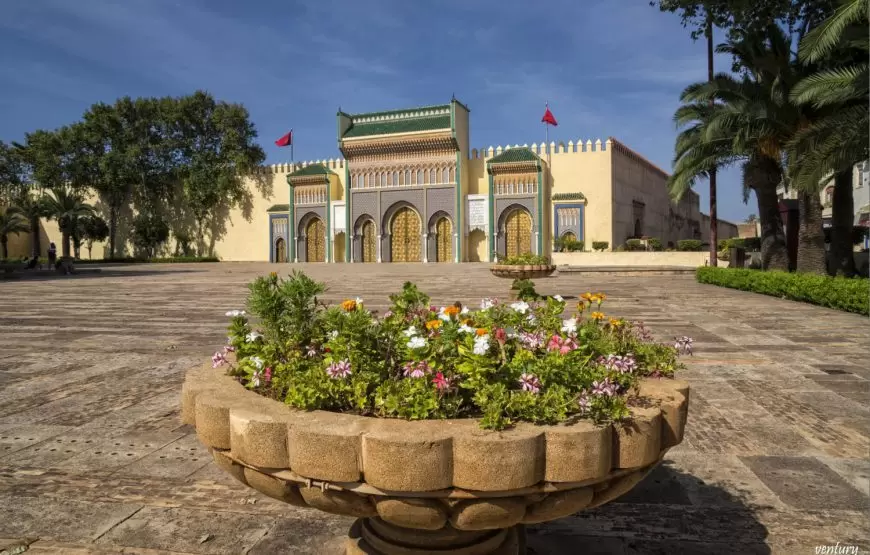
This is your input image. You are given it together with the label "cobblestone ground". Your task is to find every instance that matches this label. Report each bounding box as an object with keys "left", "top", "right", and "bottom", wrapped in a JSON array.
[{"left": 0, "top": 263, "right": 867, "bottom": 555}]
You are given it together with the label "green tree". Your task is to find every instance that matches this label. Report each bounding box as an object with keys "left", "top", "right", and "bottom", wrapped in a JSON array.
[
  {"left": 12, "top": 192, "right": 47, "bottom": 259},
  {"left": 79, "top": 215, "right": 109, "bottom": 259},
  {"left": 132, "top": 212, "right": 169, "bottom": 259},
  {"left": 41, "top": 188, "right": 95, "bottom": 258},
  {"left": 0, "top": 206, "right": 29, "bottom": 260},
  {"left": 0, "top": 141, "right": 29, "bottom": 205}
]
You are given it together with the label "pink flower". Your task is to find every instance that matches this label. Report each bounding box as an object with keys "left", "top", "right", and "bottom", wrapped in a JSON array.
[
  {"left": 212, "top": 351, "right": 228, "bottom": 368},
  {"left": 592, "top": 378, "right": 618, "bottom": 397},
  {"left": 223, "top": 345, "right": 235, "bottom": 354},
  {"left": 383, "top": 310, "right": 394, "bottom": 319},
  {"left": 326, "top": 359, "right": 352, "bottom": 379},
  {"left": 429, "top": 305, "right": 438, "bottom": 312},
  {"left": 432, "top": 372, "right": 452, "bottom": 392},
  {"left": 578, "top": 391, "right": 591, "bottom": 413},
  {"left": 264, "top": 367, "right": 272, "bottom": 384},
  {"left": 519, "top": 332, "right": 545, "bottom": 350},
  {"left": 518, "top": 373, "right": 541, "bottom": 394},
  {"left": 494, "top": 328, "right": 507, "bottom": 345},
  {"left": 547, "top": 335, "right": 578, "bottom": 355},
  {"left": 402, "top": 360, "right": 431, "bottom": 378}
]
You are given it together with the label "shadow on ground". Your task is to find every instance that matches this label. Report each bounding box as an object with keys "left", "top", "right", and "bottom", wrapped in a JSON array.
[
  {"left": 0, "top": 268, "right": 204, "bottom": 282},
  {"left": 527, "top": 462, "right": 771, "bottom": 554}
]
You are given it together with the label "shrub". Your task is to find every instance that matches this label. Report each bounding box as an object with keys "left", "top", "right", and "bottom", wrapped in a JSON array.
[
  {"left": 216, "top": 272, "right": 690, "bottom": 431},
  {"left": 592, "top": 241, "right": 609, "bottom": 252},
  {"left": 132, "top": 213, "right": 170, "bottom": 259},
  {"left": 564, "top": 239, "right": 584, "bottom": 252},
  {"left": 647, "top": 238, "right": 662, "bottom": 251},
  {"left": 696, "top": 267, "right": 869, "bottom": 315},
  {"left": 625, "top": 239, "right": 645, "bottom": 251},
  {"left": 677, "top": 240, "right": 703, "bottom": 252},
  {"left": 499, "top": 254, "right": 550, "bottom": 265},
  {"left": 717, "top": 238, "right": 761, "bottom": 252}
]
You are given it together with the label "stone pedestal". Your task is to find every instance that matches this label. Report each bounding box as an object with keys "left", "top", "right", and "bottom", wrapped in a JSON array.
[{"left": 346, "top": 518, "right": 524, "bottom": 555}]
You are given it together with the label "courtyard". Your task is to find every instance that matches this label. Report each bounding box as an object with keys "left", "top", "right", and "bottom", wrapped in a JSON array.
[{"left": 0, "top": 262, "right": 867, "bottom": 554}]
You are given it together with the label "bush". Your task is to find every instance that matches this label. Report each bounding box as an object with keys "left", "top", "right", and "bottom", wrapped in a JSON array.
[
  {"left": 74, "top": 256, "right": 220, "bottom": 264},
  {"left": 696, "top": 267, "right": 869, "bottom": 315},
  {"left": 677, "top": 239, "right": 703, "bottom": 252},
  {"left": 499, "top": 254, "right": 550, "bottom": 265},
  {"left": 555, "top": 238, "right": 584, "bottom": 252},
  {"left": 625, "top": 239, "right": 645, "bottom": 251},
  {"left": 717, "top": 238, "right": 761, "bottom": 252},
  {"left": 647, "top": 238, "right": 662, "bottom": 251},
  {"left": 132, "top": 213, "right": 170, "bottom": 259},
  {"left": 592, "top": 241, "right": 609, "bottom": 252}
]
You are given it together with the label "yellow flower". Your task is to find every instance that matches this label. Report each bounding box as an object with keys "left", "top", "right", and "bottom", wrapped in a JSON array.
[
  {"left": 597, "top": 293, "right": 607, "bottom": 301},
  {"left": 591, "top": 311, "right": 605, "bottom": 320},
  {"left": 608, "top": 317, "right": 623, "bottom": 328},
  {"left": 443, "top": 306, "right": 460, "bottom": 318},
  {"left": 269, "top": 271, "right": 278, "bottom": 279},
  {"left": 426, "top": 319, "right": 442, "bottom": 330},
  {"left": 340, "top": 299, "right": 357, "bottom": 312},
  {"left": 475, "top": 328, "right": 488, "bottom": 336},
  {"left": 580, "top": 292, "right": 594, "bottom": 302}
]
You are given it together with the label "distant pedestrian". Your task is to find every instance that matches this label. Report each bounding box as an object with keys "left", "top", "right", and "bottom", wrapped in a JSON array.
[{"left": 48, "top": 242, "right": 57, "bottom": 268}]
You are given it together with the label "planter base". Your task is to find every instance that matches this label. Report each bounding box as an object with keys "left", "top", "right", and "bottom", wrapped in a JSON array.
[{"left": 346, "top": 518, "right": 525, "bottom": 555}]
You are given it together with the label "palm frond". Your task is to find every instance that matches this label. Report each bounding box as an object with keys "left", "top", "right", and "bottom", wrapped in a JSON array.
[
  {"left": 791, "top": 64, "right": 870, "bottom": 107},
  {"left": 799, "top": 0, "right": 869, "bottom": 63}
]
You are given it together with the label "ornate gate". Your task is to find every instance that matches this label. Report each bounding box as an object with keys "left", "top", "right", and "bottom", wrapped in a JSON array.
[
  {"left": 275, "top": 238, "right": 287, "bottom": 263},
  {"left": 390, "top": 207, "right": 421, "bottom": 262},
  {"left": 505, "top": 209, "right": 532, "bottom": 258},
  {"left": 305, "top": 218, "right": 325, "bottom": 263},
  {"left": 435, "top": 217, "right": 452, "bottom": 262},
  {"left": 361, "top": 220, "right": 376, "bottom": 263}
]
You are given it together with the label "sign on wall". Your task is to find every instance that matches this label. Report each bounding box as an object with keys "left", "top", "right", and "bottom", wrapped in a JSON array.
[
  {"left": 467, "top": 195, "right": 488, "bottom": 232},
  {"left": 333, "top": 203, "right": 346, "bottom": 234}
]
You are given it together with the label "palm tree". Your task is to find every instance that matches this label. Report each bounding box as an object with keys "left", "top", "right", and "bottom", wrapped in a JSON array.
[
  {"left": 0, "top": 205, "right": 30, "bottom": 260},
  {"left": 12, "top": 191, "right": 46, "bottom": 259},
  {"left": 790, "top": 0, "right": 869, "bottom": 276},
  {"left": 669, "top": 25, "right": 807, "bottom": 271},
  {"left": 41, "top": 188, "right": 95, "bottom": 259}
]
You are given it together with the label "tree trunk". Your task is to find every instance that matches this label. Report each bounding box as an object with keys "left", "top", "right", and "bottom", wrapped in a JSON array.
[
  {"left": 61, "top": 231, "right": 71, "bottom": 258},
  {"left": 797, "top": 191, "right": 826, "bottom": 274},
  {"left": 87, "top": 244, "right": 93, "bottom": 259},
  {"left": 830, "top": 169, "right": 856, "bottom": 277},
  {"left": 30, "top": 215, "right": 41, "bottom": 258},
  {"left": 755, "top": 183, "right": 790, "bottom": 271},
  {"left": 706, "top": 16, "right": 718, "bottom": 267},
  {"left": 1, "top": 236, "right": 7, "bottom": 260},
  {"left": 108, "top": 206, "right": 118, "bottom": 259}
]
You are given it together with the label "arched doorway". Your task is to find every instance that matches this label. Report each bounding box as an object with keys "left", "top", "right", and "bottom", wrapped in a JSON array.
[
  {"left": 505, "top": 208, "right": 533, "bottom": 258},
  {"left": 334, "top": 232, "right": 346, "bottom": 263},
  {"left": 361, "top": 220, "right": 376, "bottom": 262},
  {"left": 435, "top": 217, "right": 453, "bottom": 262},
  {"left": 305, "top": 217, "right": 325, "bottom": 262},
  {"left": 561, "top": 231, "right": 577, "bottom": 243},
  {"left": 468, "top": 229, "right": 486, "bottom": 262},
  {"left": 390, "top": 207, "right": 421, "bottom": 262},
  {"left": 275, "top": 237, "right": 287, "bottom": 263}
]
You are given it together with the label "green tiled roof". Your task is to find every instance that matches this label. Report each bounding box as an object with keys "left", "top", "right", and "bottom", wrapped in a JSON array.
[
  {"left": 342, "top": 104, "right": 452, "bottom": 139},
  {"left": 288, "top": 164, "right": 332, "bottom": 177},
  {"left": 553, "top": 192, "right": 586, "bottom": 201},
  {"left": 487, "top": 148, "right": 540, "bottom": 164},
  {"left": 267, "top": 204, "right": 289, "bottom": 212}
]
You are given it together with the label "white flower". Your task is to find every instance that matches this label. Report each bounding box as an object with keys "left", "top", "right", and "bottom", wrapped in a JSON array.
[
  {"left": 473, "top": 334, "right": 490, "bottom": 355},
  {"left": 402, "top": 326, "right": 419, "bottom": 337},
  {"left": 510, "top": 301, "right": 530, "bottom": 314},
  {"left": 438, "top": 308, "right": 451, "bottom": 322},
  {"left": 553, "top": 295, "right": 564, "bottom": 302},
  {"left": 460, "top": 306, "right": 470, "bottom": 315},
  {"left": 225, "top": 310, "right": 246, "bottom": 317},
  {"left": 251, "top": 370, "right": 262, "bottom": 387},
  {"left": 561, "top": 318, "right": 578, "bottom": 334},
  {"left": 407, "top": 336, "right": 428, "bottom": 350},
  {"left": 480, "top": 298, "right": 495, "bottom": 310},
  {"left": 245, "top": 331, "right": 262, "bottom": 343},
  {"left": 355, "top": 297, "right": 363, "bottom": 305},
  {"left": 249, "top": 356, "right": 265, "bottom": 370},
  {"left": 329, "top": 330, "right": 339, "bottom": 339},
  {"left": 526, "top": 313, "right": 537, "bottom": 324},
  {"left": 458, "top": 323, "right": 474, "bottom": 334}
]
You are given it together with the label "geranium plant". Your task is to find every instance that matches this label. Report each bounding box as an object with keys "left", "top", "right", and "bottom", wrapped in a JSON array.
[{"left": 215, "top": 271, "right": 691, "bottom": 430}]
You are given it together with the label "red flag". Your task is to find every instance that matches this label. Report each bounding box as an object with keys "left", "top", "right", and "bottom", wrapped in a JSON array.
[
  {"left": 541, "top": 106, "right": 558, "bottom": 126},
  {"left": 275, "top": 130, "right": 293, "bottom": 147}
]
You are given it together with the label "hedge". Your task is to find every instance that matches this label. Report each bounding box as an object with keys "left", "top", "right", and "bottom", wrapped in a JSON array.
[
  {"left": 75, "top": 256, "right": 220, "bottom": 264},
  {"left": 554, "top": 238, "right": 584, "bottom": 252},
  {"left": 718, "top": 237, "right": 761, "bottom": 251},
  {"left": 696, "top": 267, "right": 869, "bottom": 315},
  {"left": 592, "top": 241, "right": 609, "bottom": 251},
  {"left": 677, "top": 239, "right": 704, "bottom": 251},
  {"left": 625, "top": 239, "right": 645, "bottom": 251}
]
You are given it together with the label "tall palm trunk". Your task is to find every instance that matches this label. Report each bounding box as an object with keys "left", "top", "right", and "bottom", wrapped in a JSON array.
[
  {"left": 797, "top": 190, "right": 826, "bottom": 274},
  {"left": 706, "top": 15, "right": 718, "bottom": 267},
  {"left": 746, "top": 157, "right": 790, "bottom": 271},
  {"left": 29, "top": 215, "right": 41, "bottom": 258},
  {"left": 0, "top": 237, "right": 7, "bottom": 260},
  {"left": 61, "top": 231, "right": 71, "bottom": 258},
  {"left": 830, "top": 169, "right": 856, "bottom": 276}
]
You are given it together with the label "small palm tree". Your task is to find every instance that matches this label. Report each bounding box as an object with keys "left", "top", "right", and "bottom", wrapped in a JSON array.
[
  {"left": 12, "top": 191, "right": 46, "bottom": 258},
  {"left": 0, "top": 206, "right": 30, "bottom": 260},
  {"left": 41, "top": 188, "right": 95, "bottom": 259}
]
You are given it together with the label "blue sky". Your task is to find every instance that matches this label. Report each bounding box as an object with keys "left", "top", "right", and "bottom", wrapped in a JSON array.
[{"left": 0, "top": 0, "right": 753, "bottom": 223}]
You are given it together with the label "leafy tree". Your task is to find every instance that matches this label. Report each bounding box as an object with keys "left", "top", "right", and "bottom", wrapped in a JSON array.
[
  {"left": 132, "top": 212, "right": 169, "bottom": 259},
  {"left": 0, "top": 206, "right": 29, "bottom": 260},
  {"left": 745, "top": 213, "right": 758, "bottom": 223},
  {"left": 41, "top": 188, "right": 95, "bottom": 258},
  {"left": 79, "top": 214, "right": 109, "bottom": 259},
  {"left": 0, "top": 141, "right": 28, "bottom": 205}
]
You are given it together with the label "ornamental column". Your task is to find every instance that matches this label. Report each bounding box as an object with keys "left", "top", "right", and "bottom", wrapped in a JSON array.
[
  {"left": 376, "top": 235, "right": 382, "bottom": 263},
  {"left": 422, "top": 233, "right": 428, "bottom": 263}
]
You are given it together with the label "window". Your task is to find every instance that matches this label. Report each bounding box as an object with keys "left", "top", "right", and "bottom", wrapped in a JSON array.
[
  {"left": 824, "top": 185, "right": 834, "bottom": 206},
  {"left": 449, "top": 167, "right": 455, "bottom": 183},
  {"left": 393, "top": 171, "right": 399, "bottom": 187},
  {"left": 429, "top": 169, "right": 436, "bottom": 184},
  {"left": 416, "top": 169, "right": 423, "bottom": 185},
  {"left": 381, "top": 173, "right": 386, "bottom": 187},
  {"left": 405, "top": 170, "right": 411, "bottom": 185}
]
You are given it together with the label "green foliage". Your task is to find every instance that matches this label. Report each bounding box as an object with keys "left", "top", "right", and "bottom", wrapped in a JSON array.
[
  {"left": 220, "top": 272, "right": 690, "bottom": 430},
  {"left": 718, "top": 237, "right": 762, "bottom": 251},
  {"left": 499, "top": 254, "right": 550, "bottom": 265},
  {"left": 592, "top": 241, "right": 609, "bottom": 251},
  {"left": 648, "top": 237, "right": 663, "bottom": 251},
  {"left": 73, "top": 256, "right": 220, "bottom": 264},
  {"left": 132, "top": 212, "right": 170, "bottom": 259},
  {"left": 696, "top": 266, "right": 869, "bottom": 315},
  {"left": 79, "top": 215, "right": 109, "bottom": 259},
  {"left": 0, "top": 206, "right": 30, "bottom": 259},
  {"left": 41, "top": 187, "right": 95, "bottom": 258},
  {"left": 625, "top": 239, "right": 645, "bottom": 251},
  {"left": 677, "top": 239, "right": 704, "bottom": 251},
  {"left": 511, "top": 278, "right": 540, "bottom": 301},
  {"left": 554, "top": 237, "right": 584, "bottom": 252}
]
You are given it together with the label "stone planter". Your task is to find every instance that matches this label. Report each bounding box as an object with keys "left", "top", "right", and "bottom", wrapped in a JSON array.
[
  {"left": 182, "top": 364, "right": 688, "bottom": 554},
  {"left": 489, "top": 264, "right": 556, "bottom": 280}
]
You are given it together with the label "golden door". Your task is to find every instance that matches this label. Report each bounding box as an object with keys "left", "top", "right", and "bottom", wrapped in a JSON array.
[
  {"left": 505, "top": 209, "right": 533, "bottom": 258},
  {"left": 275, "top": 238, "right": 287, "bottom": 263},
  {"left": 390, "top": 207, "right": 421, "bottom": 262},
  {"left": 435, "top": 217, "right": 452, "bottom": 262},
  {"left": 305, "top": 218, "right": 325, "bottom": 262},
  {"left": 361, "top": 221, "right": 376, "bottom": 263}
]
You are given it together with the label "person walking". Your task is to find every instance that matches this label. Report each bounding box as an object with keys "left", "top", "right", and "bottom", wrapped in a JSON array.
[{"left": 48, "top": 242, "right": 57, "bottom": 269}]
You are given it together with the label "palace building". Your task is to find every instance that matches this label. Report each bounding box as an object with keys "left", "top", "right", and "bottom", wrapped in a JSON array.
[{"left": 254, "top": 98, "right": 731, "bottom": 264}]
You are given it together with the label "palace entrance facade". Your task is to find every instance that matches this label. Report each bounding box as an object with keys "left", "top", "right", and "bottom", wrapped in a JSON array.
[
  {"left": 390, "top": 207, "right": 422, "bottom": 263},
  {"left": 504, "top": 208, "right": 533, "bottom": 258},
  {"left": 361, "top": 220, "right": 376, "bottom": 263},
  {"left": 435, "top": 216, "right": 452, "bottom": 262},
  {"left": 305, "top": 217, "right": 326, "bottom": 263}
]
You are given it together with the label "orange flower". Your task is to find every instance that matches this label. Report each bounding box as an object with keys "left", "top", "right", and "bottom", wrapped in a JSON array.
[
  {"left": 340, "top": 299, "right": 357, "bottom": 312},
  {"left": 426, "top": 319, "right": 442, "bottom": 330},
  {"left": 269, "top": 271, "right": 278, "bottom": 279},
  {"left": 463, "top": 319, "right": 474, "bottom": 327},
  {"left": 443, "top": 306, "right": 460, "bottom": 318},
  {"left": 608, "top": 317, "right": 622, "bottom": 327},
  {"left": 597, "top": 293, "right": 607, "bottom": 301},
  {"left": 591, "top": 311, "right": 605, "bottom": 320},
  {"left": 475, "top": 328, "right": 488, "bottom": 336},
  {"left": 580, "top": 292, "right": 594, "bottom": 302}
]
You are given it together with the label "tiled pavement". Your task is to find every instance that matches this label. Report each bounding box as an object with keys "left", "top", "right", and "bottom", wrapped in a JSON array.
[{"left": 0, "top": 263, "right": 867, "bottom": 554}]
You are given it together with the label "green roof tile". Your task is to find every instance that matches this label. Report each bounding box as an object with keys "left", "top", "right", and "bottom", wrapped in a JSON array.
[
  {"left": 267, "top": 204, "right": 289, "bottom": 212},
  {"left": 288, "top": 164, "right": 332, "bottom": 177},
  {"left": 343, "top": 114, "right": 451, "bottom": 138},
  {"left": 487, "top": 148, "right": 541, "bottom": 164}
]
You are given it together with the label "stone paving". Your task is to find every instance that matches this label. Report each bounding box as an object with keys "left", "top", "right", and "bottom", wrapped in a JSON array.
[{"left": 0, "top": 262, "right": 867, "bottom": 554}]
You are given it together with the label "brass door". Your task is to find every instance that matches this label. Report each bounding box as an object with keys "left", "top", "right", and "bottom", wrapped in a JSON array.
[
  {"left": 361, "top": 220, "right": 376, "bottom": 263},
  {"left": 275, "top": 238, "right": 287, "bottom": 263},
  {"left": 505, "top": 209, "right": 533, "bottom": 258},
  {"left": 435, "top": 217, "right": 452, "bottom": 262},
  {"left": 390, "top": 207, "right": 421, "bottom": 262},
  {"left": 305, "top": 218, "right": 325, "bottom": 262}
]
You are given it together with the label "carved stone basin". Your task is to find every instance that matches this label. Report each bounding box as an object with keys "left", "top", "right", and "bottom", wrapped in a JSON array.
[
  {"left": 489, "top": 264, "right": 557, "bottom": 280},
  {"left": 182, "top": 364, "right": 689, "bottom": 554}
]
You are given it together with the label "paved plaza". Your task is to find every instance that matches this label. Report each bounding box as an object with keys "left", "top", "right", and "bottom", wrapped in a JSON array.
[{"left": 0, "top": 263, "right": 867, "bottom": 554}]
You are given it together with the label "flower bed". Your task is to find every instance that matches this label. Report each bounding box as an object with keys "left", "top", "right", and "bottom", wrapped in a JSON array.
[{"left": 213, "top": 271, "right": 692, "bottom": 431}]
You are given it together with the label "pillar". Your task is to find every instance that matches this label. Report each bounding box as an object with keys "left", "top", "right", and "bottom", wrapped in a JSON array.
[{"left": 422, "top": 233, "right": 428, "bottom": 263}]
